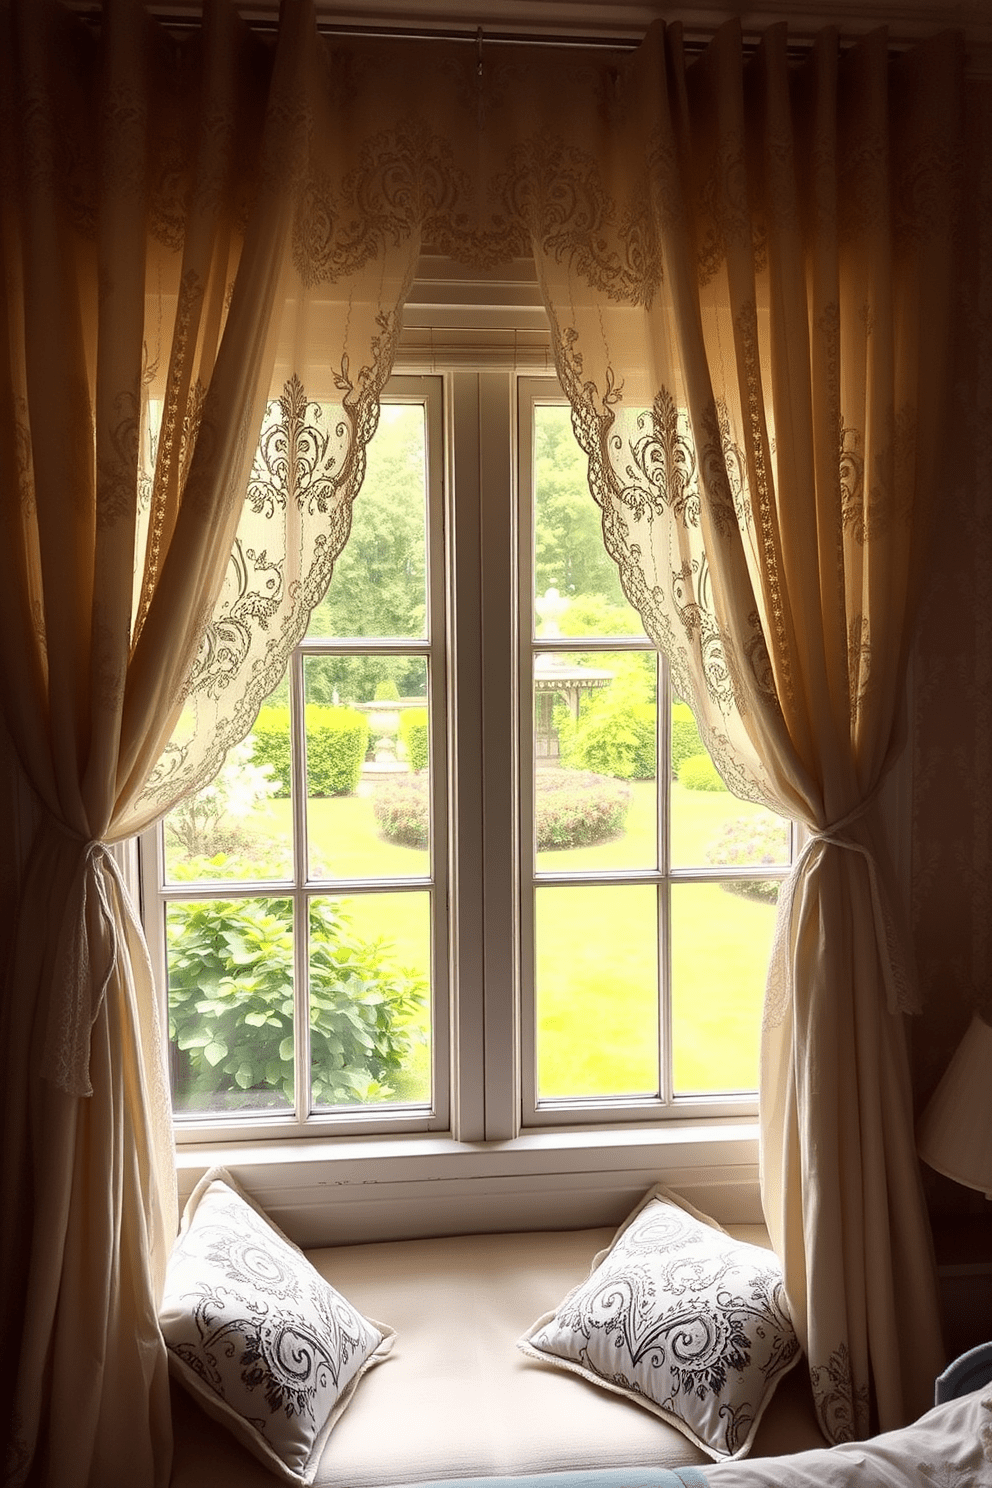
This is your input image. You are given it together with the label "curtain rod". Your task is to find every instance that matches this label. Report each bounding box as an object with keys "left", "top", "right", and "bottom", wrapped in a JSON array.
[{"left": 63, "top": 6, "right": 923, "bottom": 58}]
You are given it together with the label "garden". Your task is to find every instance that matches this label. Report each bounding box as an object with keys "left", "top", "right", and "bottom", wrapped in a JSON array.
[
  {"left": 165, "top": 690, "right": 788, "bottom": 1112},
  {"left": 163, "top": 403, "right": 790, "bottom": 1114}
]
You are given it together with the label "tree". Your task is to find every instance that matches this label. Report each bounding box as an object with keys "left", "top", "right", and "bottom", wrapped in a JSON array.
[
  {"left": 306, "top": 405, "right": 429, "bottom": 703},
  {"left": 533, "top": 405, "right": 627, "bottom": 614}
]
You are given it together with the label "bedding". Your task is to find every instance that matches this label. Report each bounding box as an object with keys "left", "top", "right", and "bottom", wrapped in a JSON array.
[
  {"left": 372, "top": 1389, "right": 992, "bottom": 1487},
  {"left": 700, "top": 1387, "right": 992, "bottom": 1487}
]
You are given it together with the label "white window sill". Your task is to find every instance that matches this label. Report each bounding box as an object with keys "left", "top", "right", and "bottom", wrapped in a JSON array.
[{"left": 174, "top": 1118, "right": 762, "bottom": 1247}]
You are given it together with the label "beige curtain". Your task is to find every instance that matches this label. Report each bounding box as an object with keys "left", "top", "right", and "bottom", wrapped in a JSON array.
[
  {"left": 0, "top": 1, "right": 423, "bottom": 1483},
  {"left": 528, "top": 19, "right": 961, "bottom": 1440},
  {"left": 0, "top": 7, "right": 969, "bottom": 1476}
]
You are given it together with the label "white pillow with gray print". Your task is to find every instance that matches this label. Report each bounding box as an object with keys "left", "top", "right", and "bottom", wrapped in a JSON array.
[
  {"left": 518, "top": 1184, "right": 800, "bottom": 1461},
  {"left": 160, "top": 1168, "right": 394, "bottom": 1486}
]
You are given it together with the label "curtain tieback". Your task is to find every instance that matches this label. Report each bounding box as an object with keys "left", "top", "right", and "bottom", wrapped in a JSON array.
[
  {"left": 766, "top": 795, "right": 912, "bottom": 1024},
  {"left": 42, "top": 831, "right": 127, "bottom": 1098}
]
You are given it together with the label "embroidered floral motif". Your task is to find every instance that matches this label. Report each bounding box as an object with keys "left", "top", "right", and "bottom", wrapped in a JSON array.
[
  {"left": 810, "top": 1342, "right": 871, "bottom": 1443},
  {"left": 521, "top": 1189, "right": 799, "bottom": 1461}
]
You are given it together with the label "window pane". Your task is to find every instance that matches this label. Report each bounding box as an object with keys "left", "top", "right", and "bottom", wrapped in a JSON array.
[
  {"left": 167, "top": 896, "right": 294, "bottom": 1114},
  {"left": 162, "top": 714, "right": 292, "bottom": 884},
  {"left": 307, "top": 403, "right": 428, "bottom": 641},
  {"left": 533, "top": 404, "right": 639, "bottom": 627},
  {"left": 535, "top": 884, "right": 658, "bottom": 1099},
  {"left": 534, "top": 650, "right": 657, "bottom": 872},
  {"left": 670, "top": 881, "right": 778, "bottom": 1095},
  {"left": 309, "top": 892, "right": 431, "bottom": 1109},
  {"left": 670, "top": 699, "right": 790, "bottom": 871},
  {"left": 305, "top": 655, "right": 430, "bottom": 880}
]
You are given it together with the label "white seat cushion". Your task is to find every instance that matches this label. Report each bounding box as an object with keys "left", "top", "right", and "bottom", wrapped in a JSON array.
[{"left": 169, "top": 1226, "right": 825, "bottom": 1488}]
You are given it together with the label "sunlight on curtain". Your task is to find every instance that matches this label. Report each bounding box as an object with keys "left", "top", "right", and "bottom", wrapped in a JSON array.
[
  {"left": 526, "top": 20, "right": 962, "bottom": 1440},
  {"left": 0, "top": 5, "right": 976, "bottom": 1478},
  {"left": 0, "top": 1, "right": 421, "bottom": 1482}
]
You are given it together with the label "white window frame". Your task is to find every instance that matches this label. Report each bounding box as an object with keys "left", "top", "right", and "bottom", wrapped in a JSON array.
[
  {"left": 134, "top": 264, "right": 914, "bottom": 1242},
  {"left": 141, "top": 377, "right": 451, "bottom": 1143}
]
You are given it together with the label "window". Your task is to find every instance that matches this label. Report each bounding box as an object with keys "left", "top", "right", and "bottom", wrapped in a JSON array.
[{"left": 141, "top": 370, "right": 795, "bottom": 1147}]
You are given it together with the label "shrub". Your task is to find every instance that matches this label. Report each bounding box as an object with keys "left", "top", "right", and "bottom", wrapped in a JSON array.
[
  {"left": 251, "top": 706, "right": 292, "bottom": 795},
  {"left": 167, "top": 895, "right": 425, "bottom": 1108},
  {"left": 165, "top": 739, "right": 279, "bottom": 859},
  {"left": 705, "top": 811, "right": 789, "bottom": 903},
  {"left": 535, "top": 768, "right": 632, "bottom": 849},
  {"left": 400, "top": 707, "right": 429, "bottom": 772},
  {"left": 306, "top": 706, "right": 369, "bottom": 796},
  {"left": 373, "top": 775, "right": 430, "bottom": 849},
  {"left": 560, "top": 699, "right": 656, "bottom": 780},
  {"left": 251, "top": 705, "right": 369, "bottom": 797},
  {"left": 374, "top": 678, "right": 400, "bottom": 701},
  {"left": 678, "top": 753, "right": 726, "bottom": 792},
  {"left": 671, "top": 702, "right": 705, "bottom": 776},
  {"left": 373, "top": 768, "right": 632, "bottom": 852}
]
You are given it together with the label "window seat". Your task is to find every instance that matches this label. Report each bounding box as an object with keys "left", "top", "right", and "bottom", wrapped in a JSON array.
[{"left": 167, "top": 1223, "right": 826, "bottom": 1488}]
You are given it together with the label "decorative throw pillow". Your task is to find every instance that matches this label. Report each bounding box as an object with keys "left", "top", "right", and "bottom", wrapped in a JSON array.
[
  {"left": 518, "top": 1185, "right": 800, "bottom": 1462},
  {"left": 160, "top": 1168, "right": 394, "bottom": 1486}
]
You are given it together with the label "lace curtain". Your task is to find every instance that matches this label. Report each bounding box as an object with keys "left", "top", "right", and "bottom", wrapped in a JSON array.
[
  {"left": 0, "top": 1, "right": 420, "bottom": 1482},
  {"left": 0, "top": 6, "right": 972, "bottom": 1480},
  {"left": 527, "top": 22, "right": 962, "bottom": 1439}
]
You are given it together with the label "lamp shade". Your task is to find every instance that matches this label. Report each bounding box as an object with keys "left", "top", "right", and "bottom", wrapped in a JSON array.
[{"left": 918, "top": 1014, "right": 992, "bottom": 1197}]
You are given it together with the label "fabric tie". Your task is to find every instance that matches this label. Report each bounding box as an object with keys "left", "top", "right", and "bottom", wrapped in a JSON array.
[
  {"left": 765, "top": 793, "right": 913, "bottom": 1027},
  {"left": 42, "top": 833, "right": 129, "bottom": 1097}
]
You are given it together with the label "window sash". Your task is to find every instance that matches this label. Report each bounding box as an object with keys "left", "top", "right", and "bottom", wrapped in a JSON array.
[{"left": 141, "top": 369, "right": 778, "bottom": 1147}]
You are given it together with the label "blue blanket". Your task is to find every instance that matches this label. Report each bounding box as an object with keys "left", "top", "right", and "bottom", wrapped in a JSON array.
[{"left": 393, "top": 1471, "right": 710, "bottom": 1488}]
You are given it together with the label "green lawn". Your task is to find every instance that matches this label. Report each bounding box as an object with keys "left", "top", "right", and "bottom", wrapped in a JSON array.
[{"left": 223, "top": 780, "right": 782, "bottom": 1101}]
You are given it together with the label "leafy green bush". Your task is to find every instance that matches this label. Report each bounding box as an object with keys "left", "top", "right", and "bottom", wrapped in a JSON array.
[
  {"left": 373, "top": 767, "right": 632, "bottom": 852},
  {"left": 374, "top": 678, "right": 400, "bottom": 701},
  {"left": 671, "top": 702, "right": 704, "bottom": 776},
  {"left": 560, "top": 699, "right": 656, "bottom": 780},
  {"left": 678, "top": 753, "right": 726, "bottom": 792},
  {"left": 705, "top": 811, "right": 789, "bottom": 903},
  {"left": 400, "top": 708, "right": 429, "bottom": 772},
  {"left": 167, "top": 894, "right": 424, "bottom": 1108},
  {"left": 251, "top": 705, "right": 369, "bottom": 797}
]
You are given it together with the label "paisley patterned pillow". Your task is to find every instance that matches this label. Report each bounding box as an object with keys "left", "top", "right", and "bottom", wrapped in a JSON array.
[
  {"left": 518, "top": 1185, "right": 800, "bottom": 1462},
  {"left": 160, "top": 1168, "right": 394, "bottom": 1486}
]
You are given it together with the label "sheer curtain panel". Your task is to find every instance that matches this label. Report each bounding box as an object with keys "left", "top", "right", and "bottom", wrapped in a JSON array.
[
  {"left": 0, "top": 0, "right": 423, "bottom": 1482},
  {"left": 0, "top": 8, "right": 970, "bottom": 1479},
  {"left": 527, "top": 19, "right": 961, "bottom": 1442}
]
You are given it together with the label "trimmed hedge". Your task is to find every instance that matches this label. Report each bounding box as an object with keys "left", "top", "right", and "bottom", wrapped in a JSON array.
[
  {"left": 400, "top": 708, "right": 429, "bottom": 773},
  {"left": 252, "top": 705, "right": 369, "bottom": 797},
  {"left": 678, "top": 753, "right": 726, "bottom": 792},
  {"left": 671, "top": 702, "right": 704, "bottom": 775},
  {"left": 373, "top": 767, "right": 631, "bottom": 852}
]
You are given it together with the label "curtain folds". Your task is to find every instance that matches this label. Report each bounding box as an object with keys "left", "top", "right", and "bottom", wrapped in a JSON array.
[
  {"left": 0, "top": 0, "right": 421, "bottom": 1481},
  {"left": 527, "top": 20, "right": 962, "bottom": 1439},
  {"left": 0, "top": 6, "right": 973, "bottom": 1480}
]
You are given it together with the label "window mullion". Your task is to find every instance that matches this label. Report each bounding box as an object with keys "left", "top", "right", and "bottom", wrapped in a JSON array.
[
  {"left": 447, "top": 372, "right": 487, "bottom": 1143},
  {"left": 659, "top": 659, "right": 674, "bottom": 1106},
  {"left": 478, "top": 371, "right": 518, "bottom": 1142},
  {"left": 290, "top": 648, "right": 311, "bottom": 1124}
]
